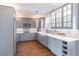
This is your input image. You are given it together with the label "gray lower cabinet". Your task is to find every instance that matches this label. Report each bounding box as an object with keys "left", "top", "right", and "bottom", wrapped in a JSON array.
[
  {"left": 37, "top": 33, "right": 48, "bottom": 48},
  {"left": 48, "top": 36, "right": 62, "bottom": 56},
  {"left": 62, "top": 41, "right": 78, "bottom": 56},
  {"left": 37, "top": 33, "right": 78, "bottom": 56},
  {"left": 37, "top": 33, "right": 62, "bottom": 55},
  {"left": 18, "top": 33, "right": 36, "bottom": 41}
]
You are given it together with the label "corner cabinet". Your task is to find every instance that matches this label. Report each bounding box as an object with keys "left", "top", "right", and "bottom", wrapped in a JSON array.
[{"left": 37, "top": 33, "right": 48, "bottom": 48}]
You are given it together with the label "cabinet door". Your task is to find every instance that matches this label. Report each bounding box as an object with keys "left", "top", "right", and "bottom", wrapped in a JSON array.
[
  {"left": 42, "top": 35, "right": 48, "bottom": 48},
  {"left": 39, "top": 34, "right": 45, "bottom": 45},
  {"left": 18, "top": 33, "right": 23, "bottom": 41},
  {"left": 37, "top": 33, "right": 48, "bottom": 47},
  {"left": 23, "top": 33, "right": 36, "bottom": 40},
  {"left": 37, "top": 33, "right": 42, "bottom": 43},
  {"left": 36, "top": 33, "right": 39, "bottom": 40},
  {"left": 67, "top": 41, "right": 78, "bottom": 56},
  {"left": 48, "top": 37, "right": 62, "bottom": 56},
  {"left": 18, "top": 33, "right": 36, "bottom": 41}
]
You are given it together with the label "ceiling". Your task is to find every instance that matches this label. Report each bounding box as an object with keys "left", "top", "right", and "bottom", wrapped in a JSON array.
[{"left": 0, "top": 3, "right": 65, "bottom": 18}]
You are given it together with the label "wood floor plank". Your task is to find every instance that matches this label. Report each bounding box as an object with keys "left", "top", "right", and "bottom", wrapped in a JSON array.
[{"left": 16, "top": 40, "right": 55, "bottom": 56}]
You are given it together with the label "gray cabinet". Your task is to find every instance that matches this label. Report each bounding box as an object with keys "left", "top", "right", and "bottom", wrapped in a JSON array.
[
  {"left": 48, "top": 36, "right": 62, "bottom": 56},
  {"left": 42, "top": 36, "right": 48, "bottom": 47},
  {"left": 37, "top": 33, "right": 48, "bottom": 47},
  {"left": 48, "top": 36, "right": 78, "bottom": 56},
  {"left": 37, "top": 33, "right": 78, "bottom": 56},
  {"left": 18, "top": 33, "right": 36, "bottom": 41},
  {"left": 37, "top": 33, "right": 62, "bottom": 56},
  {"left": 62, "top": 41, "right": 78, "bottom": 56}
]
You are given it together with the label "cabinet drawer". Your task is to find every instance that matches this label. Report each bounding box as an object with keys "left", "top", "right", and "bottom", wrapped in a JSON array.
[
  {"left": 63, "top": 50, "right": 67, "bottom": 55},
  {"left": 62, "top": 45, "right": 67, "bottom": 50},
  {"left": 62, "top": 41, "right": 67, "bottom": 45}
]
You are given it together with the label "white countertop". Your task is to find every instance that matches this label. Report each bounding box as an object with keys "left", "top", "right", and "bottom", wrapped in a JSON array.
[
  {"left": 17, "top": 28, "right": 37, "bottom": 34},
  {"left": 37, "top": 32, "right": 79, "bottom": 42},
  {"left": 16, "top": 28, "right": 79, "bottom": 42}
]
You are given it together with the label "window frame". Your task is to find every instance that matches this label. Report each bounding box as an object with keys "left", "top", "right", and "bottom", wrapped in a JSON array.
[
  {"left": 50, "top": 3, "right": 73, "bottom": 29},
  {"left": 51, "top": 12, "right": 56, "bottom": 28},
  {"left": 62, "top": 3, "right": 73, "bottom": 29},
  {"left": 55, "top": 8, "right": 63, "bottom": 28},
  {"left": 40, "top": 17, "right": 45, "bottom": 28}
]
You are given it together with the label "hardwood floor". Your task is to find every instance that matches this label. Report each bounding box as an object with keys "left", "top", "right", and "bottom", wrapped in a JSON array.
[{"left": 16, "top": 40, "right": 55, "bottom": 56}]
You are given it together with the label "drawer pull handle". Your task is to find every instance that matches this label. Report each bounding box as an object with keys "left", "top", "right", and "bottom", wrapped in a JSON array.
[
  {"left": 63, "top": 50, "right": 67, "bottom": 55},
  {"left": 63, "top": 45, "right": 67, "bottom": 50},
  {"left": 63, "top": 41, "right": 67, "bottom": 45}
]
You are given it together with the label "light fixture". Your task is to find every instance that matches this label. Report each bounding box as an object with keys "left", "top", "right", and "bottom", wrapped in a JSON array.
[{"left": 35, "top": 10, "right": 38, "bottom": 14}]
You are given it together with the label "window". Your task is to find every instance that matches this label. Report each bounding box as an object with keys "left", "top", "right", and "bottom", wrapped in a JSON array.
[
  {"left": 50, "top": 4, "right": 72, "bottom": 29},
  {"left": 51, "top": 12, "right": 56, "bottom": 27},
  {"left": 56, "top": 8, "right": 62, "bottom": 27},
  {"left": 36, "top": 19, "right": 39, "bottom": 28},
  {"left": 40, "top": 18, "right": 45, "bottom": 28},
  {"left": 45, "top": 15, "right": 51, "bottom": 29},
  {"left": 63, "top": 4, "right": 72, "bottom": 28}
]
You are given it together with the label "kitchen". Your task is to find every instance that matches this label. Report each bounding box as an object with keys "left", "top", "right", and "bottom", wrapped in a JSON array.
[{"left": 0, "top": 3, "right": 79, "bottom": 56}]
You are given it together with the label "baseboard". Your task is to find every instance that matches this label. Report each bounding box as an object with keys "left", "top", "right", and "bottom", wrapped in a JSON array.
[{"left": 17, "top": 39, "right": 37, "bottom": 43}]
